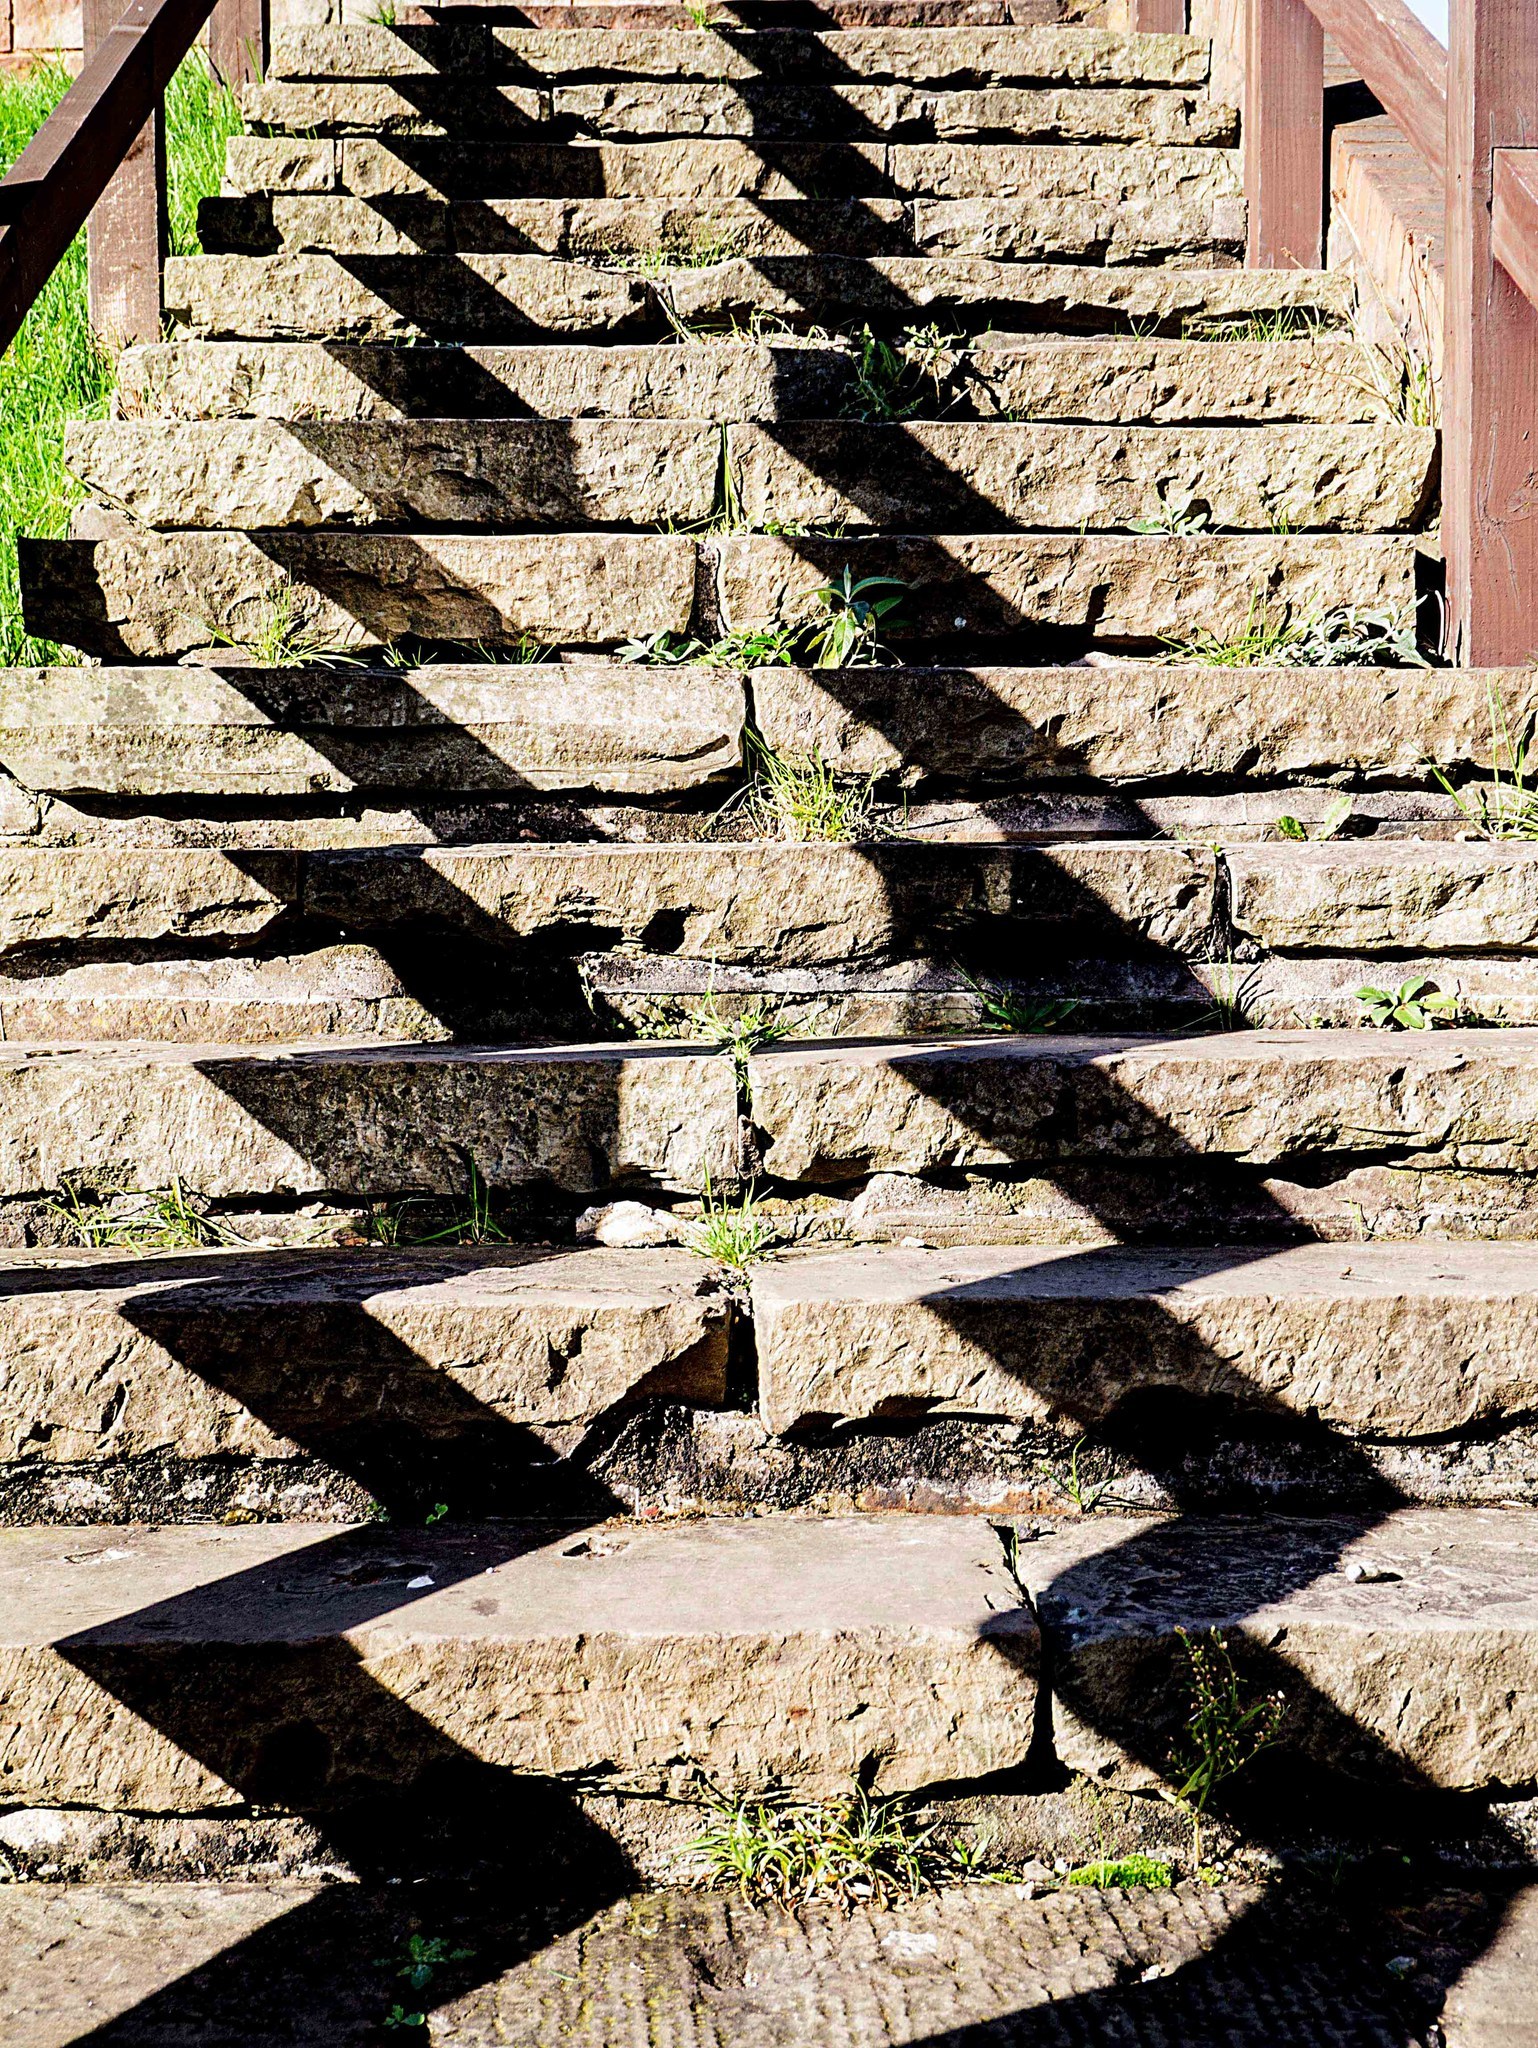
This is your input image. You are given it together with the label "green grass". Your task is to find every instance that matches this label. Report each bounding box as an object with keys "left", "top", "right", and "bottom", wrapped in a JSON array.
[{"left": 0, "top": 50, "right": 242, "bottom": 665}]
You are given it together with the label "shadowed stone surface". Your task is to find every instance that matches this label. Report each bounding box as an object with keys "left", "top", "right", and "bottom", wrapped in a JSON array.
[
  {"left": 750, "top": 1241, "right": 1538, "bottom": 1436},
  {"left": 0, "top": 1516, "right": 1037, "bottom": 1806}
]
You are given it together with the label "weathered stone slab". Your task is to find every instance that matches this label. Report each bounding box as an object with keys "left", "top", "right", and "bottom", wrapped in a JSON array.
[
  {"left": 267, "top": 24, "right": 1211, "bottom": 85},
  {"left": 301, "top": 841, "right": 1218, "bottom": 961},
  {"left": 66, "top": 419, "right": 723, "bottom": 530},
  {"left": 730, "top": 421, "right": 1434, "bottom": 532},
  {"left": 162, "top": 253, "right": 1350, "bottom": 342},
  {"left": 889, "top": 139, "right": 1237, "bottom": 200},
  {"left": 550, "top": 82, "right": 1236, "bottom": 145},
  {"left": 0, "top": 848, "right": 297, "bottom": 952},
  {"left": 751, "top": 666, "right": 1533, "bottom": 783},
  {"left": 0, "top": 1245, "right": 729, "bottom": 1464},
  {"left": 0, "top": 1041, "right": 738, "bottom": 1199},
  {"left": 114, "top": 338, "right": 1384, "bottom": 427},
  {"left": 242, "top": 79, "right": 549, "bottom": 135},
  {"left": 1022, "top": 1509, "right": 1538, "bottom": 1792},
  {"left": 0, "top": 1516, "right": 1036, "bottom": 1805},
  {"left": 1229, "top": 843, "right": 1538, "bottom": 954},
  {"left": 21, "top": 532, "right": 695, "bottom": 659},
  {"left": 751, "top": 1242, "right": 1538, "bottom": 1437},
  {"left": 0, "top": 665, "right": 744, "bottom": 796},
  {"left": 908, "top": 193, "right": 1241, "bottom": 261},
  {"left": 717, "top": 534, "right": 1421, "bottom": 644},
  {"left": 745, "top": 1030, "right": 1538, "bottom": 1180}
]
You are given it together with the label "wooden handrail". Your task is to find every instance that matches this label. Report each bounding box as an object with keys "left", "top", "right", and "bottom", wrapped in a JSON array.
[
  {"left": 1302, "top": 0, "right": 1446, "bottom": 177},
  {"left": 0, "top": 0, "right": 249, "bottom": 357},
  {"left": 1493, "top": 148, "right": 1538, "bottom": 313}
]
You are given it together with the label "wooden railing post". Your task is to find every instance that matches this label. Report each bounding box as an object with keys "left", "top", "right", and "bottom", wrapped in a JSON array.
[
  {"left": 1444, "top": 0, "right": 1538, "bottom": 663},
  {"left": 84, "top": 0, "right": 165, "bottom": 346},
  {"left": 1243, "top": 0, "right": 1324, "bottom": 268},
  {"left": 209, "top": 0, "right": 266, "bottom": 88},
  {"left": 1130, "top": 0, "right": 1187, "bottom": 30}
]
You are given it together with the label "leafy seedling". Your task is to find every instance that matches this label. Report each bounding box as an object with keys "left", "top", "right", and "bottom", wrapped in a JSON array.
[
  {"left": 804, "top": 568, "right": 910, "bottom": 668},
  {"left": 1274, "top": 794, "right": 1353, "bottom": 842},
  {"left": 1356, "top": 977, "right": 1459, "bottom": 1030},
  {"left": 1166, "top": 1627, "right": 1286, "bottom": 1865},
  {"left": 1064, "top": 1854, "right": 1173, "bottom": 1890}
]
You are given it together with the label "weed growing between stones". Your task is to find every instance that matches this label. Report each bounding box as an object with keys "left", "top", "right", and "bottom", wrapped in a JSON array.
[
  {"left": 200, "top": 583, "right": 363, "bottom": 668},
  {"left": 715, "top": 730, "right": 893, "bottom": 844},
  {"left": 1162, "top": 596, "right": 1428, "bottom": 668},
  {"left": 1431, "top": 686, "right": 1538, "bottom": 839},
  {"left": 1065, "top": 1853, "right": 1174, "bottom": 1889},
  {"left": 1354, "top": 335, "right": 1440, "bottom": 428},
  {"left": 958, "top": 971, "right": 1079, "bottom": 1035},
  {"left": 1356, "top": 977, "right": 1460, "bottom": 1030},
  {"left": 843, "top": 322, "right": 961, "bottom": 421},
  {"left": 48, "top": 1174, "right": 247, "bottom": 1252},
  {"left": 1275, "top": 794, "right": 1353, "bottom": 841},
  {"left": 1183, "top": 307, "right": 1333, "bottom": 343},
  {"left": 603, "top": 226, "right": 749, "bottom": 271},
  {"left": 1165, "top": 1628, "right": 1287, "bottom": 1869},
  {"left": 682, "top": 1785, "right": 1010, "bottom": 1906},
  {"left": 376, "top": 1934, "right": 474, "bottom": 2033},
  {"left": 363, "top": 1166, "right": 511, "bottom": 1247},
  {"left": 1130, "top": 482, "right": 1210, "bottom": 535},
  {"left": 681, "top": 1176, "right": 777, "bottom": 1271}
]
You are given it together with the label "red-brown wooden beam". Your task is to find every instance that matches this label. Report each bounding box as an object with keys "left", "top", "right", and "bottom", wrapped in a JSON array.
[
  {"left": 1443, "top": 0, "right": 1538, "bottom": 663},
  {"left": 1493, "top": 147, "right": 1538, "bottom": 312},
  {"left": 85, "top": 0, "right": 165, "bottom": 346},
  {"left": 0, "top": 0, "right": 219, "bottom": 358},
  {"left": 1300, "top": 0, "right": 1446, "bottom": 178},
  {"left": 210, "top": 0, "right": 266, "bottom": 87},
  {"left": 1129, "top": 0, "right": 1186, "bottom": 30},
  {"left": 1244, "top": 0, "right": 1325, "bottom": 269}
]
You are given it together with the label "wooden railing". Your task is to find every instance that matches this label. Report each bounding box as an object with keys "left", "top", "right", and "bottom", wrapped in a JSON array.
[{"left": 0, "top": 0, "right": 265, "bottom": 359}]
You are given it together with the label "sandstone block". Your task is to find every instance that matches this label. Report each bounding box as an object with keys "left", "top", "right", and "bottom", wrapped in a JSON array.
[
  {"left": 0, "top": 1516, "right": 1036, "bottom": 1806},
  {"left": 888, "top": 140, "right": 1237, "bottom": 201},
  {"left": 0, "top": 1041, "right": 738, "bottom": 1199},
  {"left": 751, "top": 1242, "right": 1538, "bottom": 1437},
  {"left": 0, "top": 664, "right": 745, "bottom": 797},
  {"left": 1021, "top": 1509, "right": 1538, "bottom": 1792},
  {"left": 21, "top": 532, "right": 696, "bottom": 659},
  {"left": 1228, "top": 842, "right": 1538, "bottom": 953},
  {"left": 745, "top": 1031, "right": 1538, "bottom": 1181},
  {"left": 0, "top": 1245, "right": 729, "bottom": 1465},
  {"left": 954, "top": 337, "right": 1388, "bottom": 423},
  {"left": 0, "top": 849, "right": 297, "bottom": 953}
]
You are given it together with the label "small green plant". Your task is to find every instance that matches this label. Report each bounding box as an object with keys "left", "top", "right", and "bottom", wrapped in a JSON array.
[
  {"left": 1431, "top": 687, "right": 1538, "bottom": 840},
  {"left": 1064, "top": 1854, "right": 1174, "bottom": 1890},
  {"left": 682, "top": 1176, "right": 778, "bottom": 1271},
  {"left": 1356, "top": 977, "right": 1459, "bottom": 1030},
  {"left": 362, "top": 1166, "right": 509, "bottom": 1247},
  {"left": 424, "top": 1502, "right": 449, "bottom": 1527},
  {"left": 1354, "top": 335, "right": 1439, "bottom": 427},
  {"left": 616, "top": 622, "right": 800, "bottom": 668},
  {"left": 1038, "top": 1434, "right": 1110, "bottom": 1514},
  {"left": 843, "top": 321, "right": 960, "bottom": 421},
  {"left": 376, "top": 1933, "right": 474, "bottom": 2032},
  {"left": 464, "top": 633, "right": 550, "bottom": 665},
  {"left": 1185, "top": 306, "right": 1330, "bottom": 342},
  {"left": 720, "top": 729, "right": 889, "bottom": 843},
  {"left": 959, "top": 971, "right": 1079, "bottom": 1034},
  {"left": 804, "top": 568, "right": 909, "bottom": 668},
  {"left": 366, "top": 0, "right": 398, "bottom": 21},
  {"left": 48, "top": 1175, "right": 245, "bottom": 1252},
  {"left": 1162, "top": 596, "right": 1426, "bottom": 670},
  {"left": 683, "top": 0, "right": 723, "bottom": 24},
  {"left": 1274, "top": 793, "right": 1353, "bottom": 841},
  {"left": 1166, "top": 1628, "right": 1287, "bottom": 1864},
  {"left": 692, "top": 985, "right": 798, "bottom": 1074},
  {"left": 202, "top": 584, "right": 361, "bottom": 668},
  {"left": 1130, "top": 483, "right": 1210, "bottom": 535},
  {"left": 683, "top": 1785, "right": 999, "bottom": 1905}
]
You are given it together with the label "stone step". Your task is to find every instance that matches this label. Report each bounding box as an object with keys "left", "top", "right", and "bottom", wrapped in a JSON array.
[
  {"left": 0, "top": 1245, "right": 729, "bottom": 1492},
  {"left": 0, "top": 1516, "right": 1035, "bottom": 1807},
  {"left": 161, "top": 253, "right": 1349, "bottom": 343},
  {"left": 196, "top": 192, "right": 1241, "bottom": 265},
  {"left": 65, "top": 419, "right": 1435, "bottom": 535},
  {"left": 222, "top": 136, "right": 1236, "bottom": 201},
  {"left": 0, "top": 1041, "right": 738, "bottom": 1203},
  {"left": 750, "top": 1241, "right": 1538, "bottom": 1438},
  {"left": 265, "top": 24, "right": 1210, "bottom": 85},
  {"left": 743, "top": 1029, "right": 1538, "bottom": 1184},
  {"left": 114, "top": 338, "right": 1380, "bottom": 428},
  {"left": 0, "top": 664, "right": 745, "bottom": 798},
  {"left": 23, "top": 530, "right": 1418, "bottom": 659},
  {"left": 241, "top": 79, "right": 1234, "bottom": 147},
  {"left": 386, "top": 0, "right": 1081, "bottom": 21},
  {"left": 5, "top": 660, "right": 1506, "bottom": 801}
]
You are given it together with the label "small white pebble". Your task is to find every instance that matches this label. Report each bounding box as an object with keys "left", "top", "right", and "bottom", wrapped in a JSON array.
[{"left": 407, "top": 1574, "right": 435, "bottom": 1590}]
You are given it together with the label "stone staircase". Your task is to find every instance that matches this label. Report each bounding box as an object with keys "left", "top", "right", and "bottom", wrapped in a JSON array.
[{"left": 2, "top": 0, "right": 1537, "bottom": 2031}]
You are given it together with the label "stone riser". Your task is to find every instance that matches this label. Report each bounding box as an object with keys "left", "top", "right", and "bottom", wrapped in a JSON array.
[
  {"left": 197, "top": 193, "right": 1241, "bottom": 265},
  {"left": 22, "top": 530, "right": 1417, "bottom": 659},
  {"left": 114, "top": 339, "right": 1376, "bottom": 427},
  {"left": 160, "top": 254, "right": 1349, "bottom": 343},
  {"left": 64, "top": 419, "right": 1433, "bottom": 534}
]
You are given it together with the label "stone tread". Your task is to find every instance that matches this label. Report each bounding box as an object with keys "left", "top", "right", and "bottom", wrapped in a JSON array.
[
  {"left": 0, "top": 1244, "right": 730, "bottom": 1461},
  {"left": 159, "top": 254, "right": 1350, "bottom": 342},
  {"left": 0, "top": 1515, "right": 1035, "bottom": 1804},
  {"left": 64, "top": 418, "right": 1435, "bottom": 534},
  {"left": 749, "top": 1240, "right": 1538, "bottom": 1436},
  {"left": 0, "top": 1878, "right": 1517, "bottom": 2047},
  {"left": 23, "top": 530, "right": 1418, "bottom": 657},
  {"left": 112, "top": 339, "right": 1385, "bottom": 426}
]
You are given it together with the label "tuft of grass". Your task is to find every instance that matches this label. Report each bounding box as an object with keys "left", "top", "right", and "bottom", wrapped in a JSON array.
[
  {"left": 1064, "top": 1854, "right": 1173, "bottom": 1890},
  {"left": 692, "top": 985, "right": 798, "bottom": 1070},
  {"left": 1431, "top": 686, "right": 1538, "bottom": 840},
  {"left": 1353, "top": 334, "right": 1439, "bottom": 428},
  {"left": 721, "top": 728, "right": 890, "bottom": 843},
  {"left": 683, "top": 1785, "right": 1004, "bottom": 1905},
  {"left": 201, "top": 582, "right": 362, "bottom": 667},
  {"left": 1166, "top": 1627, "right": 1287, "bottom": 1865},
  {"left": 363, "top": 1166, "right": 509, "bottom": 1247},
  {"left": 0, "top": 51, "right": 242, "bottom": 666},
  {"left": 682, "top": 1175, "right": 778, "bottom": 1270},
  {"left": 960, "top": 971, "right": 1078, "bottom": 1034},
  {"left": 617, "top": 622, "right": 800, "bottom": 668},
  {"left": 1162, "top": 596, "right": 1427, "bottom": 670},
  {"left": 1356, "top": 976, "right": 1459, "bottom": 1030},
  {"left": 1130, "top": 482, "right": 1209, "bottom": 535},
  {"left": 48, "top": 1174, "right": 245, "bottom": 1252},
  {"left": 1184, "top": 306, "right": 1330, "bottom": 343}
]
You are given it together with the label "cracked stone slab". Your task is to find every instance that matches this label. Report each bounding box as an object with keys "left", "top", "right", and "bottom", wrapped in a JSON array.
[
  {"left": 751, "top": 665, "right": 1532, "bottom": 784},
  {"left": 267, "top": 24, "right": 1212, "bottom": 84},
  {"left": 1228, "top": 842, "right": 1538, "bottom": 954},
  {"left": 21, "top": 531, "right": 696, "bottom": 659},
  {"left": 0, "top": 1040, "right": 738, "bottom": 1200},
  {"left": 1019, "top": 1508, "right": 1538, "bottom": 1793},
  {"left": 745, "top": 1029, "right": 1538, "bottom": 1180},
  {"left": 0, "top": 664, "right": 745, "bottom": 798},
  {"left": 300, "top": 840, "right": 1218, "bottom": 961},
  {"left": 716, "top": 534, "right": 1420, "bottom": 644},
  {"left": 0, "top": 1516, "right": 1035, "bottom": 1808},
  {"left": 0, "top": 1244, "right": 729, "bottom": 1465},
  {"left": 160, "top": 254, "right": 1349, "bottom": 342},
  {"left": 750, "top": 1242, "right": 1538, "bottom": 1438}
]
